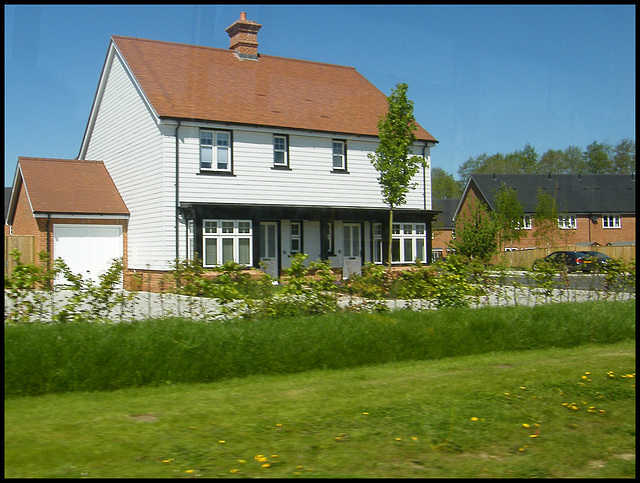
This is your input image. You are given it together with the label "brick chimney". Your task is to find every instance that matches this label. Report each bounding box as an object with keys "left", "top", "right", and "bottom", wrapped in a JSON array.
[{"left": 225, "top": 11, "right": 262, "bottom": 59}]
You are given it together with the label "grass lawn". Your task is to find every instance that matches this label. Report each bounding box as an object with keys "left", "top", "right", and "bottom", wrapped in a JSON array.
[{"left": 4, "top": 340, "right": 635, "bottom": 478}]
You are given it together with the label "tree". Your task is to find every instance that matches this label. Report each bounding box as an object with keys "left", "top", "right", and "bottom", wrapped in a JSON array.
[
  {"left": 492, "top": 183, "right": 525, "bottom": 251},
  {"left": 449, "top": 199, "right": 498, "bottom": 262},
  {"left": 583, "top": 141, "right": 613, "bottom": 174},
  {"left": 432, "top": 167, "right": 463, "bottom": 199},
  {"left": 369, "top": 82, "right": 426, "bottom": 266},
  {"left": 533, "top": 188, "right": 559, "bottom": 248},
  {"left": 612, "top": 138, "right": 636, "bottom": 173}
]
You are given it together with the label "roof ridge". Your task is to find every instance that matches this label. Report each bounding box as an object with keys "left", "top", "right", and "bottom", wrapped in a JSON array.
[
  {"left": 110, "top": 35, "right": 357, "bottom": 71},
  {"left": 19, "top": 157, "right": 104, "bottom": 164}
]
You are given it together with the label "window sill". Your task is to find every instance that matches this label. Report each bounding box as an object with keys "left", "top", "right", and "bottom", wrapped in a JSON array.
[
  {"left": 271, "top": 165, "right": 292, "bottom": 171},
  {"left": 331, "top": 169, "right": 350, "bottom": 174},
  {"left": 198, "top": 171, "right": 236, "bottom": 177}
]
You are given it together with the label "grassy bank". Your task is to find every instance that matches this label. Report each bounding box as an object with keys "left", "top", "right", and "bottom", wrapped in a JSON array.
[
  {"left": 5, "top": 300, "right": 635, "bottom": 397},
  {"left": 4, "top": 341, "right": 635, "bottom": 478}
]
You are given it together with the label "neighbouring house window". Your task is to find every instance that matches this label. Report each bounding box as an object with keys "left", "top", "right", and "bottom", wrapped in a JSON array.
[
  {"left": 202, "top": 219, "right": 252, "bottom": 267},
  {"left": 391, "top": 223, "right": 426, "bottom": 264},
  {"left": 558, "top": 215, "right": 577, "bottom": 230},
  {"left": 290, "top": 221, "right": 302, "bottom": 253},
  {"left": 273, "top": 135, "right": 288, "bottom": 167},
  {"left": 332, "top": 140, "right": 346, "bottom": 170},
  {"left": 602, "top": 215, "right": 621, "bottom": 228},
  {"left": 431, "top": 249, "right": 443, "bottom": 262},
  {"left": 200, "top": 130, "right": 231, "bottom": 172},
  {"left": 373, "top": 223, "right": 383, "bottom": 264},
  {"left": 517, "top": 215, "right": 532, "bottom": 230}
]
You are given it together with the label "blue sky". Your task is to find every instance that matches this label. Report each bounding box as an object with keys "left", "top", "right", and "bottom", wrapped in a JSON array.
[{"left": 4, "top": 4, "right": 636, "bottom": 187}]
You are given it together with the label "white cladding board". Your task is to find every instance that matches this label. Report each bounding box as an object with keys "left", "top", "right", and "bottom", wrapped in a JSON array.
[{"left": 53, "top": 225, "right": 123, "bottom": 285}]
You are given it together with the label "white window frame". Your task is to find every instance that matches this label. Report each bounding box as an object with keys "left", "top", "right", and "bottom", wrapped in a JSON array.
[
  {"left": 200, "top": 130, "right": 232, "bottom": 172},
  {"left": 602, "top": 215, "right": 621, "bottom": 229},
  {"left": 332, "top": 140, "right": 346, "bottom": 170},
  {"left": 373, "top": 223, "right": 383, "bottom": 264},
  {"left": 290, "top": 221, "right": 302, "bottom": 253},
  {"left": 517, "top": 215, "right": 532, "bottom": 230},
  {"left": 558, "top": 215, "right": 577, "bottom": 230},
  {"left": 202, "top": 219, "right": 252, "bottom": 267},
  {"left": 391, "top": 223, "right": 426, "bottom": 264},
  {"left": 273, "top": 135, "right": 288, "bottom": 167}
]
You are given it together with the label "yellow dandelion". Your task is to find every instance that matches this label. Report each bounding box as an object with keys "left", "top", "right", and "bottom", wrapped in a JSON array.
[
  {"left": 185, "top": 469, "right": 195, "bottom": 473},
  {"left": 257, "top": 456, "right": 268, "bottom": 462},
  {"left": 520, "top": 386, "right": 526, "bottom": 390},
  {"left": 162, "top": 459, "right": 174, "bottom": 463},
  {"left": 411, "top": 436, "right": 418, "bottom": 441},
  {"left": 395, "top": 437, "right": 402, "bottom": 441},
  {"left": 522, "top": 423, "right": 530, "bottom": 428},
  {"left": 470, "top": 417, "right": 479, "bottom": 421},
  {"left": 585, "top": 372, "right": 591, "bottom": 375},
  {"left": 581, "top": 375, "right": 588, "bottom": 380},
  {"left": 530, "top": 434, "right": 538, "bottom": 438},
  {"left": 261, "top": 463, "right": 271, "bottom": 468},
  {"left": 362, "top": 412, "right": 370, "bottom": 415},
  {"left": 218, "top": 440, "right": 226, "bottom": 444},
  {"left": 534, "top": 423, "right": 541, "bottom": 427},
  {"left": 518, "top": 447, "right": 525, "bottom": 452},
  {"left": 270, "top": 455, "right": 279, "bottom": 458},
  {"left": 335, "top": 436, "right": 342, "bottom": 441},
  {"left": 276, "top": 423, "right": 283, "bottom": 427},
  {"left": 296, "top": 466, "right": 304, "bottom": 470},
  {"left": 254, "top": 454, "right": 264, "bottom": 460},
  {"left": 599, "top": 409, "right": 606, "bottom": 414},
  {"left": 238, "top": 460, "right": 246, "bottom": 464},
  {"left": 230, "top": 469, "right": 239, "bottom": 474}
]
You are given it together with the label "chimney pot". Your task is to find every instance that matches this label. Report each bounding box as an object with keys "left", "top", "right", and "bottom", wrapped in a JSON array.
[{"left": 240, "top": 11, "right": 246, "bottom": 20}]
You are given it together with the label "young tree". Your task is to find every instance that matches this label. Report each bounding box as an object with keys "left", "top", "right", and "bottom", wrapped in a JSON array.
[
  {"left": 369, "top": 82, "right": 427, "bottom": 265},
  {"left": 449, "top": 199, "right": 498, "bottom": 262},
  {"left": 612, "top": 138, "right": 636, "bottom": 173},
  {"left": 583, "top": 141, "right": 613, "bottom": 173},
  {"left": 492, "top": 183, "right": 525, "bottom": 251},
  {"left": 533, "top": 188, "right": 560, "bottom": 248}
]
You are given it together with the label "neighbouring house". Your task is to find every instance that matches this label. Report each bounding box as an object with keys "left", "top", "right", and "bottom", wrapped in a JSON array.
[
  {"left": 454, "top": 173, "right": 636, "bottom": 250},
  {"left": 76, "top": 12, "right": 438, "bottom": 288},
  {"left": 4, "top": 187, "right": 12, "bottom": 236},
  {"left": 431, "top": 198, "right": 459, "bottom": 260},
  {"left": 5, "top": 157, "right": 129, "bottom": 284}
]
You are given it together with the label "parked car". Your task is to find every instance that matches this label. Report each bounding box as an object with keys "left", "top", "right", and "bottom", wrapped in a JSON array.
[
  {"left": 580, "top": 251, "right": 615, "bottom": 271},
  {"left": 532, "top": 251, "right": 595, "bottom": 273}
]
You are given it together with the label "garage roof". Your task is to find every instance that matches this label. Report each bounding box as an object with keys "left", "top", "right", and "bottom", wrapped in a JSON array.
[{"left": 7, "top": 158, "right": 129, "bottom": 222}]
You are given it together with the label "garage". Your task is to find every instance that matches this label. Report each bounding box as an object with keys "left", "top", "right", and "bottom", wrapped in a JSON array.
[{"left": 53, "top": 224, "right": 123, "bottom": 286}]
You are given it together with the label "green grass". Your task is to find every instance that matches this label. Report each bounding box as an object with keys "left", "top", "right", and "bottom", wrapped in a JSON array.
[
  {"left": 4, "top": 301, "right": 636, "bottom": 397},
  {"left": 4, "top": 341, "right": 635, "bottom": 478}
]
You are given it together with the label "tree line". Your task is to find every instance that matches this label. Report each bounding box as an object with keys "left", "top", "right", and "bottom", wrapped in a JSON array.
[{"left": 433, "top": 138, "right": 636, "bottom": 199}]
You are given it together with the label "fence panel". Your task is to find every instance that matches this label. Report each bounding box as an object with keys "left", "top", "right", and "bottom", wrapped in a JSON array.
[{"left": 4, "top": 236, "right": 36, "bottom": 278}]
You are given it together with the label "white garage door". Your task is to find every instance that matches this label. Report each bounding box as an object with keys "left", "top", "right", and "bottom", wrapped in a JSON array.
[{"left": 53, "top": 225, "right": 123, "bottom": 286}]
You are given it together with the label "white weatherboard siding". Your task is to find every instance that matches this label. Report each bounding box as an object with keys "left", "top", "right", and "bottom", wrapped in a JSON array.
[
  {"left": 178, "top": 127, "right": 431, "bottom": 210},
  {"left": 83, "top": 50, "right": 175, "bottom": 270}
]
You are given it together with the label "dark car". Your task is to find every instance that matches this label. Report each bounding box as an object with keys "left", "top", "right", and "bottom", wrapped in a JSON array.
[
  {"left": 532, "top": 251, "right": 595, "bottom": 273},
  {"left": 580, "top": 251, "right": 615, "bottom": 271}
]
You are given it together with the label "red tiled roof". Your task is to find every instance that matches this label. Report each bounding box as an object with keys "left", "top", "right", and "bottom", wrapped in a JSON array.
[
  {"left": 17, "top": 157, "right": 129, "bottom": 215},
  {"left": 112, "top": 36, "right": 437, "bottom": 142}
]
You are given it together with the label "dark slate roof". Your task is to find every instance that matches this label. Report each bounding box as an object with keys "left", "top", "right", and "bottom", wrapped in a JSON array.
[
  {"left": 432, "top": 198, "right": 459, "bottom": 229},
  {"left": 467, "top": 174, "right": 636, "bottom": 214}
]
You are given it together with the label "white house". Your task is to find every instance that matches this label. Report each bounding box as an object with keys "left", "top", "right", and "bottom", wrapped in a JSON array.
[{"left": 78, "top": 12, "right": 438, "bottom": 281}]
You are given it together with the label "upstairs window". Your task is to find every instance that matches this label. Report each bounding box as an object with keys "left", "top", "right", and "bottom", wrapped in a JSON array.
[
  {"left": 332, "top": 140, "right": 347, "bottom": 171},
  {"left": 200, "top": 130, "right": 232, "bottom": 172},
  {"left": 517, "top": 215, "right": 532, "bottom": 230},
  {"left": 602, "top": 215, "right": 621, "bottom": 229},
  {"left": 558, "top": 215, "right": 577, "bottom": 230},
  {"left": 273, "top": 135, "right": 289, "bottom": 167}
]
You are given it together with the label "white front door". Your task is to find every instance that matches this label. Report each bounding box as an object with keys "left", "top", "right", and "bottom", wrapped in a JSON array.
[
  {"left": 259, "top": 222, "right": 279, "bottom": 279},
  {"left": 342, "top": 223, "right": 362, "bottom": 279}
]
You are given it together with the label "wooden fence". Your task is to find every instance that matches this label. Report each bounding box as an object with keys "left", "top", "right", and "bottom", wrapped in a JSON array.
[
  {"left": 4, "top": 236, "right": 36, "bottom": 278},
  {"left": 494, "top": 245, "right": 636, "bottom": 268}
]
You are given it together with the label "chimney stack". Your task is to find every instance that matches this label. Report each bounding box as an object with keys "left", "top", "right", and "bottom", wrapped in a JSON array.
[{"left": 225, "top": 11, "right": 262, "bottom": 59}]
